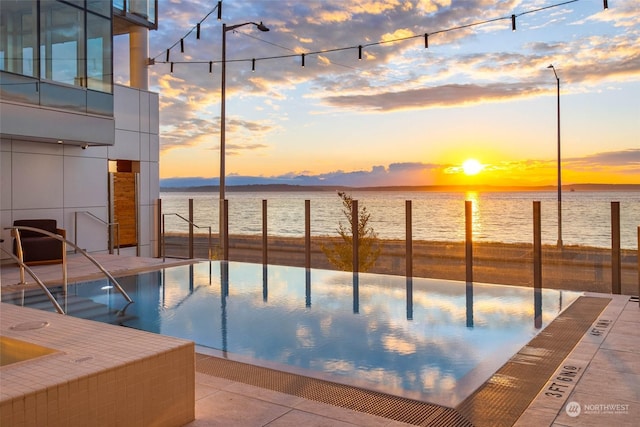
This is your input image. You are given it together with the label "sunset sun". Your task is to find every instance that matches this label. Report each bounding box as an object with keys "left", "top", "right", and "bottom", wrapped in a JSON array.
[{"left": 462, "top": 159, "right": 483, "bottom": 176}]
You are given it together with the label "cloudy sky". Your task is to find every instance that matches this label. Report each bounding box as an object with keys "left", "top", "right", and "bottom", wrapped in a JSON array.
[{"left": 114, "top": 0, "right": 639, "bottom": 187}]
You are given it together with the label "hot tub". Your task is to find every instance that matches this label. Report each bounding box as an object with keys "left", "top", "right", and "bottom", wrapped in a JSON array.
[{"left": 0, "top": 335, "right": 57, "bottom": 367}]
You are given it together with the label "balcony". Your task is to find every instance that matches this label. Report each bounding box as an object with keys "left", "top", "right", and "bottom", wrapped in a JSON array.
[{"left": 113, "top": 0, "right": 158, "bottom": 35}]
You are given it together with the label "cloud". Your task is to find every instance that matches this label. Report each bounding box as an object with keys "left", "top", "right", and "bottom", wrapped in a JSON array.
[
  {"left": 565, "top": 149, "right": 640, "bottom": 175},
  {"left": 129, "top": 0, "right": 639, "bottom": 180},
  {"left": 322, "top": 82, "right": 546, "bottom": 112},
  {"left": 161, "top": 149, "right": 638, "bottom": 187}
]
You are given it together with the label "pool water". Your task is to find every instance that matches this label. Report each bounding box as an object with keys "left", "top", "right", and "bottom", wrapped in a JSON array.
[{"left": 8, "top": 261, "right": 581, "bottom": 406}]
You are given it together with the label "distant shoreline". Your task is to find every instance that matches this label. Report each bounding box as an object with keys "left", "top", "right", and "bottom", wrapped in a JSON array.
[{"left": 160, "top": 183, "right": 640, "bottom": 193}]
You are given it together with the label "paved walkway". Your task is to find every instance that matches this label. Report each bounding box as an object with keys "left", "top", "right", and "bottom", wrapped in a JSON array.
[{"left": 1, "top": 254, "right": 638, "bottom": 426}]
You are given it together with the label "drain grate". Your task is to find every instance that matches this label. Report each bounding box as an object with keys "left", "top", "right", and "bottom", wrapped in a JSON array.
[
  {"left": 195, "top": 354, "right": 472, "bottom": 426},
  {"left": 456, "top": 296, "right": 610, "bottom": 427}
]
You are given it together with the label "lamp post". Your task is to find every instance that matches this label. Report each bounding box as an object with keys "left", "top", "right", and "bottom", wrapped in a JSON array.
[
  {"left": 547, "top": 64, "right": 562, "bottom": 248},
  {"left": 220, "top": 21, "right": 269, "bottom": 259}
]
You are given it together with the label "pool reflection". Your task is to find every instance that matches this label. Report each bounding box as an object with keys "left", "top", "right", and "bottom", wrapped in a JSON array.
[{"left": 65, "top": 261, "right": 581, "bottom": 406}]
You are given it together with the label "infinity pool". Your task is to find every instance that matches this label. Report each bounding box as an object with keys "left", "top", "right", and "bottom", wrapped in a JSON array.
[{"left": 8, "top": 261, "right": 581, "bottom": 406}]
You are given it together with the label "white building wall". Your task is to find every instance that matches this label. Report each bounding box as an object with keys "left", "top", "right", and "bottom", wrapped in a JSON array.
[{"left": 0, "top": 84, "right": 159, "bottom": 260}]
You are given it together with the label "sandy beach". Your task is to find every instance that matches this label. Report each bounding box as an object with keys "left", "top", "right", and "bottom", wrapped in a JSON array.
[{"left": 162, "top": 233, "right": 638, "bottom": 295}]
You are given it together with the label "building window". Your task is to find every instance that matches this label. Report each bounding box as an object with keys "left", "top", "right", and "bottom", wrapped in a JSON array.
[
  {"left": 40, "top": 0, "right": 85, "bottom": 87},
  {"left": 87, "top": 12, "right": 112, "bottom": 93},
  {"left": 1, "top": 0, "right": 113, "bottom": 94},
  {"left": 0, "top": 1, "right": 38, "bottom": 77}
]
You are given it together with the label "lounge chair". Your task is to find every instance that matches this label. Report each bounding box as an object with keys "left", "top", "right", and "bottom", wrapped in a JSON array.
[{"left": 12, "top": 219, "right": 66, "bottom": 265}]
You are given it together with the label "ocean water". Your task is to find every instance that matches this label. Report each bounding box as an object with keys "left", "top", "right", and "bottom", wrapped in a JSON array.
[{"left": 160, "top": 190, "right": 639, "bottom": 249}]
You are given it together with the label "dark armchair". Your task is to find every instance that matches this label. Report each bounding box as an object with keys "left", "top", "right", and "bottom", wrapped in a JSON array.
[{"left": 12, "top": 219, "right": 66, "bottom": 265}]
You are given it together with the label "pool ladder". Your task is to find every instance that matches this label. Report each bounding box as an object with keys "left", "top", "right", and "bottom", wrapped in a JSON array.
[{"left": 3, "top": 226, "right": 133, "bottom": 314}]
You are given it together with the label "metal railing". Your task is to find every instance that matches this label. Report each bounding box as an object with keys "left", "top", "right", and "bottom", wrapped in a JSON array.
[
  {"left": 0, "top": 241, "right": 65, "bottom": 314},
  {"left": 162, "top": 213, "right": 213, "bottom": 262},
  {"left": 74, "top": 211, "right": 120, "bottom": 255},
  {"left": 158, "top": 197, "right": 638, "bottom": 296},
  {"left": 6, "top": 226, "right": 133, "bottom": 306}
]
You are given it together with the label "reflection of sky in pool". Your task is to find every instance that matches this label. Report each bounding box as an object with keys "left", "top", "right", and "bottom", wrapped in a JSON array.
[{"left": 67, "top": 261, "right": 580, "bottom": 406}]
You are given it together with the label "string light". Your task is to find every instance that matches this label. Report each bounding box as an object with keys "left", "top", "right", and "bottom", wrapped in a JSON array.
[
  {"left": 151, "top": 1, "right": 223, "bottom": 62},
  {"left": 603, "top": 0, "right": 608, "bottom": 9},
  {"left": 252, "top": 58, "right": 256, "bottom": 72},
  {"left": 170, "top": 62, "right": 174, "bottom": 73},
  {"left": 153, "top": 0, "right": 587, "bottom": 73},
  {"left": 209, "top": 61, "right": 213, "bottom": 73}
]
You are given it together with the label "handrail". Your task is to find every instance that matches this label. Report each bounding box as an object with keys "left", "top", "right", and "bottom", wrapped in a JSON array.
[
  {"left": 74, "top": 211, "right": 120, "bottom": 255},
  {"left": 6, "top": 226, "right": 133, "bottom": 304},
  {"left": 162, "top": 213, "right": 213, "bottom": 262},
  {"left": 0, "top": 244, "right": 65, "bottom": 314}
]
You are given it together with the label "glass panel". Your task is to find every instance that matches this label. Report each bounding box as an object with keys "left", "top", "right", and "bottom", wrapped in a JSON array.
[
  {"left": 0, "top": 0, "right": 37, "bottom": 77},
  {"left": 0, "top": 71, "right": 40, "bottom": 104},
  {"left": 148, "top": 0, "right": 157, "bottom": 25},
  {"left": 129, "top": 0, "right": 149, "bottom": 19},
  {"left": 87, "top": 89, "right": 114, "bottom": 116},
  {"left": 40, "top": 0, "right": 85, "bottom": 87},
  {"left": 87, "top": 13, "right": 112, "bottom": 93},
  {"left": 87, "top": 0, "right": 112, "bottom": 17},
  {"left": 113, "top": 0, "right": 125, "bottom": 11},
  {"left": 40, "top": 80, "right": 86, "bottom": 112}
]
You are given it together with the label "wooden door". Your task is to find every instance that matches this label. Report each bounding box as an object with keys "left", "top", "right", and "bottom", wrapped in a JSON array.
[{"left": 110, "top": 172, "right": 138, "bottom": 247}]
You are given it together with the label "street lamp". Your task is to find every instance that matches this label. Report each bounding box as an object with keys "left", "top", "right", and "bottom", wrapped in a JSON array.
[
  {"left": 547, "top": 64, "right": 562, "bottom": 248},
  {"left": 220, "top": 21, "right": 269, "bottom": 260}
]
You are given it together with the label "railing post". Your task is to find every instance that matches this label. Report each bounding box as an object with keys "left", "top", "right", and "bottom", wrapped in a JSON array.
[
  {"left": 62, "top": 240, "right": 68, "bottom": 300},
  {"left": 155, "top": 199, "right": 163, "bottom": 258},
  {"left": 533, "top": 201, "right": 542, "bottom": 290},
  {"left": 611, "top": 201, "right": 621, "bottom": 294},
  {"left": 223, "top": 199, "right": 229, "bottom": 261},
  {"left": 162, "top": 213, "right": 166, "bottom": 262},
  {"left": 115, "top": 223, "right": 120, "bottom": 255},
  {"left": 188, "top": 199, "right": 194, "bottom": 259},
  {"left": 305, "top": 200, "right": 311, "bottom": 269},
  {"left": 406, "top": 200, "right": 412, "bottom": 278},
  {"left": 262, "top": 199, "right": 268, "bottom": 265},
  {"left": 465, "top": 200, "right": 473, "bottom": 283},
  {"left": 352, "top": 200, "right": 359, "bottom": 273},
  {"left": 12, "top": 229, "right": 26, "bottom": 284},
  {"left": 108, "top": 222, "right": 114, "bottom": 255},
  {"left": 74, "top": 212, "right": 78, "bottom": 254}
]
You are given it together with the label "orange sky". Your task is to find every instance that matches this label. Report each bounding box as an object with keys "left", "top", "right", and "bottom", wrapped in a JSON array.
[{"left": 115, "top": 0, "right": 640, "bottom": 187}]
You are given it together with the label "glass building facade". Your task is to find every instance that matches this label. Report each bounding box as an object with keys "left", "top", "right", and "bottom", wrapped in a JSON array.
[{"left": 0, "top": 0, "right": 113, "bottom": 115}]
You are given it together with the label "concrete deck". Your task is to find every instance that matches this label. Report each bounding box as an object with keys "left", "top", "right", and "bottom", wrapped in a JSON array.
[{"left": 1, "top": 254, "right": 638, "bottom": 426}]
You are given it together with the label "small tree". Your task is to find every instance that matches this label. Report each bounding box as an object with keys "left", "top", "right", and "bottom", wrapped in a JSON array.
[{"left": 321, "top": 192, "right": 382, "bottom": 272}]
